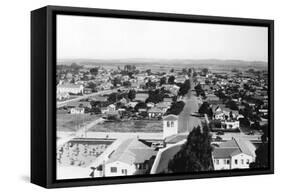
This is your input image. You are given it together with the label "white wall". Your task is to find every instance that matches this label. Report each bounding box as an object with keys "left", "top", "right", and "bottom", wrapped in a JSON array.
[
  {"left": 0, "top": 0, "right": 280, "bottom": 193},
  {"left": 231, "top": 153, "right": 254, "bottom": 169},
  {"left": 213, "top": 154, "right": 254, "bottom": 170},
  {"left": 213, "top": 158, "right": 231, "bottom": 170},
  {"left": 163, "top": 120, "right": 178, "bottom": 138},
  {"left": 104, "top": 161, "right": 135, "bottom": 177}
]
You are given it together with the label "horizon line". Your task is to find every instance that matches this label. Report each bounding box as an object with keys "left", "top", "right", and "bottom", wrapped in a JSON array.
[{"left": 57, "top": 58, "right": 268, "bottom": 63}]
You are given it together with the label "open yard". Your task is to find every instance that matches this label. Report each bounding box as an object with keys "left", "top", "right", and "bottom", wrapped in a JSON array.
[
  {"left": 88, "top": 120, "right": 162, "bottom": 133},
  {"left": 57, "top": 113, "right": 100, "bottom": 132}
]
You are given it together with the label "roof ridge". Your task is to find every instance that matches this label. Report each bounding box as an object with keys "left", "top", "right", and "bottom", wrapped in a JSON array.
[{"left": 233, "top": 138, "right": 243, "bottom": 153}]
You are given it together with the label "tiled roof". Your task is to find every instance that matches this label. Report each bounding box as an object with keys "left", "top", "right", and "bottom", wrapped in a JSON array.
[
  {"left": 213, "top": 147, "right": 241, "bottom": 159},
  {"left": 135, "top": 93, "right": 149, "bottom": 101},
  {"left": 106, "top": 138, "right": 156, "bottom": 165},
  {"left": 165, "top": 134, "right": 187, "bottom": 144},
  {"left": 163, "top": 114, "right": 178, "bottom": 121},
  {"left": 213, "top": 138, "right": 255, "bottom": 159},
  {"left": 148, "top": 107, "right": 165, "bottom": 113}
]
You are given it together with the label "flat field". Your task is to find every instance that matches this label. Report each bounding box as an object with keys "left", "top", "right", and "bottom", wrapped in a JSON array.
[{"left": 57, "top": 113, "right": 100, "bottom": 131}]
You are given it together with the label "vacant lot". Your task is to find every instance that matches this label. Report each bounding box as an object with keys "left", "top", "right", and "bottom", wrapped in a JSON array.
[
  {"left": 57, "top": 113, "right": 100, "bottom": 131},
  {"left": 88, "top": 120, "right": 162, "bottom": 133}
]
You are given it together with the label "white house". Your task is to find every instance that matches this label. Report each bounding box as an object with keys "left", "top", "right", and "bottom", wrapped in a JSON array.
[
  {"left": 107, "top": 104, "right": 116, "bottom": 112},
  {"left": 212, "top": 138, "right": 256, "bottom": 170},
  {"left": 148, "top": 107, "right": 166, "bottom": 119},
  {"left": 163, "top": 114, "right": 178, "bottom": 139},
  {"left": 101, "top": 138, "right": 156, "bottom": 177},
  {"left": 221, "top": 120, "right": 240, "bottom": 129},
  {"left": 70, "top": 107, "right": 85, "bottom": 114},
  {"left": 57, "top": 83, "right": 84, "bottom": 94}
]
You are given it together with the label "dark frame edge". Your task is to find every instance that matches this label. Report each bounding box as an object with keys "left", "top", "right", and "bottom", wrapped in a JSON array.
[
  {"left": 31, "top": 6, "right": 48, "bottom": 188},
  {"left": 268, "top": 20, "right": 274, "bottom": 174}
]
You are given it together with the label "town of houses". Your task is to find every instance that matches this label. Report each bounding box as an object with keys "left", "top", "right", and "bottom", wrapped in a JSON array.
[{"left": 56, "top": 63, "right": 269, "bottom": 179}]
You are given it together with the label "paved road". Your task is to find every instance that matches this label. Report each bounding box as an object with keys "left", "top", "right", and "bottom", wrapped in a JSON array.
[{"left": 211, "top": 132, "right": 262, "bottom": 141}]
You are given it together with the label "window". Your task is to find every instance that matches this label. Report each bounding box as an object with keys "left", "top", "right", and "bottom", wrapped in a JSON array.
[
  {"left": 241, "top": 159, "right": 244, "bottom": 165},
  {"left": 216, "top": 159, "right": 220, "bottom": 165},
  {"left": 136, "top": 164, "right": 141, "bottom": 169},
  {"left": 167, "top": 121, "right": 170, "bottom": 127},
  {"left": 247, "top": 159, "right": 250, "bottom": 164},
  {"left": 121, "top": 169, "right": 127, "bottom": 175},
  {"left": 171, "top": 121, "right": 174, "bottom": 127},
  {"left": 110, "top": 167, "right": 117, "bottom": 173},
  {"left": 224, "top": 159, "right": 227, "bottom": 165},
  {"left": 226, "top": 159, "right": 230, "bottom": 164},
  {"left": 234, "top": 159, "right": 238, "bottom": 165}
]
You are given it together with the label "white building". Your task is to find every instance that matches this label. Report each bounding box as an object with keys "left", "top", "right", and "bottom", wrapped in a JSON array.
[
  {"left": 222, "top": 120, "right": 240, "bottom": 129},
  {"left": 212, "top": 138, "right": 256, "bottom": 170},
  {"left": 148, "top": 107, "right": 166, "bottom": 118},
  {"left": 163, "top": 115, "right": 178, "bottom": 139},
  {"left": 57, "top": 83, "right": 84, "bottom": 94},
  {"left": 101, "top": 138, "right": 156, "bottom": 177},
  {"left": 70, "top": 107, "right": 85, "bottom": 114}
]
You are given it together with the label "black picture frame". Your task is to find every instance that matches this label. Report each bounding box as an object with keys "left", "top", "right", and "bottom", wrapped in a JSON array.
[{"left": 31, "top": 5, "right": 274, "bottom": 188}]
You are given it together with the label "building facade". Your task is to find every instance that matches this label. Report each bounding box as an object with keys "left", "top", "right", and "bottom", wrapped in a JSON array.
[
  {"left": 212, "top": 138, "right": 256, "bottom": 170},
  {"left": 163, "top": 115, "right": 178, "bottom": 139}
]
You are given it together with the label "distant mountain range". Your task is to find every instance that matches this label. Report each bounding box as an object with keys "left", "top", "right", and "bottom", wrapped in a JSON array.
[{"left": 57, "top": 58, "right": 267, "bottom": 67}]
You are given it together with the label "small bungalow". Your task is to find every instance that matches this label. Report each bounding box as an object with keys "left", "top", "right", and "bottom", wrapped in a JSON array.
[
  {"left": 163, "top": 98, "right": 173, "bottom": 106},
  {"left": 212, "top": 138, "right": 256, "bottom": 170},
  {"left": 70, "top": 107, "right": 85, "bottom": 114},
  {"left": 135, "top": 93, "right": 149, "bottom": 102},
  {"left": 93, "top": 138, "right": 156, "bottom": 177},
  {"left": 148, "top": 107, "right": 166, "bottom": 119},
  {"left": 57, "top": 83, "right": 84, "bottom": 95},
  {"left": 205, "top": 94, "right": 221, "bottom": 104},
  {"left": 155, "top": 102, "right": 170, "bottom": 113}
]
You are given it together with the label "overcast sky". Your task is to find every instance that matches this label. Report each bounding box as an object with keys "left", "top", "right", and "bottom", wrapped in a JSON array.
[{"left": 57, "top": 15, "right": 268, "bottom": 62}]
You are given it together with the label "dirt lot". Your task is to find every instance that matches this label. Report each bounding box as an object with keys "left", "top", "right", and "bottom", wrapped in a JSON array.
[{"left": 57, "top": 113, "right": 100, "bottom": 131}]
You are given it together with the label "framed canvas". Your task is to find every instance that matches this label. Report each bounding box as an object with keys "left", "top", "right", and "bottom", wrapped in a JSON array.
[{"left": 31, "top": 5, "right": 274, "bottom": 188}]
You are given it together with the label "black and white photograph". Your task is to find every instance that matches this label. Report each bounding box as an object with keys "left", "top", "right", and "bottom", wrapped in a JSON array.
[{"left": 56, "top": 14, "right": 270, "bottom": 180}]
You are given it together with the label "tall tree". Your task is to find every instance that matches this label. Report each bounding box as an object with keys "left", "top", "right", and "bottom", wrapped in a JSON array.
[
  {"left": 159, "top": 77, "right": 167, "bottom": 86},
  {"left": 128, "top": 89, "right": 136, "bottom": 101},
  {"left": 202, "top": 68, "right": 209, "bottom": 75},
  {"left": 90, "top": 67, "right": 99, "bottom": 76},
  {"left": 168, "top": 125, "right": 214, "bottom": 172},
  {"left": 249, "top": 143, "right": 269, "bottom": 169},
  {"left": 134, "top": 102, "right": 147, "bottom": 111},
  {"left": 87, "top": 82, "right": 97, "bottom": 91},
  {"left": 178, "top": 79, "right": 191, "bottom": 96},
  {"left": 199, "top": 102, "right": 213, "bottom": 118},
  {"left": 146, "top": 89, "right": 165, "bottom": 104},
  {"left": 250, "top": 124, "right": 269, "bottom": 169},
  {"left": 168, "top": 76, "right": 175, "bottom": 84},
  {"left": 194, "top": 83, "right": 205, "bottom": 97},
  {"left": 165, "top": 101, "right": 185, "bottom": 115}
]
